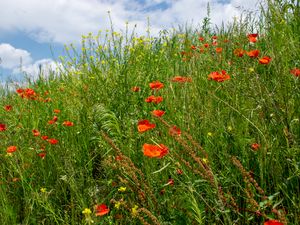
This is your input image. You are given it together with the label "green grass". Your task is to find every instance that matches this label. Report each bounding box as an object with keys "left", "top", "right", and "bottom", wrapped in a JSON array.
[{"left": 0, "top": 0, "right": 299, "bottom": 224}]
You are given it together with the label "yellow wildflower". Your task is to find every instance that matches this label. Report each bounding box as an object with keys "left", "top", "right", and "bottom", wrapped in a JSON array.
[{"left": 118, "top": 186, "right": 126, "bottom": 192}]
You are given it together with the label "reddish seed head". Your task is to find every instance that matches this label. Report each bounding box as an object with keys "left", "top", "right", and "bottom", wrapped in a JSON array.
[{"left": 169, "top": 126, "right": 181, "bottom": 136}]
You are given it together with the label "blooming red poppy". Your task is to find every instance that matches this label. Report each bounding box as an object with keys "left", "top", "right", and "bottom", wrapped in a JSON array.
[
  {"left": 290, "top": 68, "right": 300, "bottom": 77},
  {"left": 4, "top": 105, "right": 12, "bottom": 111},
  {"left": 143, "top": 143, "right": 169, "bottom": 158},
  {"left": 246, "top": 49, "right": 260, "bottom": 58},
  {"left": 95, "top": 204, "right": 110, "bottom": 216},
  {"left": 259, "top": 56, "right": 272, "bottom": 64},
  {"left": 264, "top": 220, "right": 284, "bottom": 225},
  {"left": 212, "top": 41, "right": 218, "bottom": 46},
  {"left": 215, "top": 47, "right": 223, "bottom": 53},
  {"left": 234, "top": 48, "right": 245, "bottom": 57},
  {"left": 149, "top": 81, "right": 164, "bottom": 90},
  {"left": 169, "top": 126, "right": 181, "bottom": 136},
  {"left": 53, "top": 109, "right": 61, "bottom": 114},
  {"left": 171, "top": 76, "right": 192, "bottom": 83},
  {"left": 48, "top": 139, "right": 59, "bottom": 145},
  {"left": 248, "top": 33, "right": 258, "bottom": 43},
  {"left": 208, "top": 70, "right": 230, "bottom": 82},
  {"left": 37, "top": 152, "right": 46, "bottom": 159},
  {"left": 16, "top": 88, "right": 24, "bottom": 94},
  {"left": 32, "top": 129, "right": 40, "bottom": 136},
  {"left": 198, "top": 37, "right": 204, "bottom": 42},
  {"left": 0, "top": 123, "right": 6, "bottom": 132},
  {"left": 138, "top": 120, "right": 156, "bottom": 133},
  {"left": 251, "top": 143, "right": 260, "bottom": 151},
  {"left": 7, "top": 146, "right": 17, "bottom": 153},
  {"left": 203, "top": 43, "right": 210, "bottom": 48},
  {"left": 212, "top": 35, "right": 217, "bottom": 40},
  {"left": 190, "top": 45, "right": 197, "bottom": 50},
  {"left": 152, "top": 110, "right": 165, "bottom": 117},
  {"left": 131, "top": 86, "right": 140, "bottom": 92},
  {"left": 41, "top": 135, "right": 49, "bottom": 140},
  {"left": 63, "top": 121, "right": 74, "bottom": 127},
  {"left": 145, "top": 95, "right": 163, "bottom": 104},
  {"left": 48, "top": 116, "right": 58, "bottom": 124}
]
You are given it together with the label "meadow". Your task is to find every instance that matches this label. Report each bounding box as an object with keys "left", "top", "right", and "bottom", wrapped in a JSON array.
[{"left": 0, "top": 0, "right": 299, "bottom": 224}]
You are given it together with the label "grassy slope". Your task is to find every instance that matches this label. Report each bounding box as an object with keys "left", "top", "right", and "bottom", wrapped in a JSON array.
[{"left": 0, "top": 0, "right": 299, "bottom": 224}]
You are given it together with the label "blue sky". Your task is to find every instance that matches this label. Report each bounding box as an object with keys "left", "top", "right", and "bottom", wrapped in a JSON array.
[{"left": 0, "top": 0, "right": 259, "bottom": 84}]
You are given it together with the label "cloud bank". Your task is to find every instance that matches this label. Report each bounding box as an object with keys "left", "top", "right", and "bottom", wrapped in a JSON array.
[{"left": 0, "top": 0, "right": 260, "bottom": 44}]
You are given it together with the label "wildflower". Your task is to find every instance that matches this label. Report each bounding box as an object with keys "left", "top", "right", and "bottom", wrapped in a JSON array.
[
  {"left": 212, "top": 35, "right": 217, "bottom": 40},
  {"left": 203, "top": 43, "right": 209, "bottom": 48},
  {"left": 198, "top": 37, "right": 204, "bottom": 42},
  {"left": 7, "top": 146, "right": 17, "bottom": 153},
  {"left": 40, "top": 187, "right": 47, "bottom": 193},
  {"left": 138, "top": 120, "right": 156, "bottom": 133},
  {"left": 53, "top": 109, "right": 61, "bottom": 114},
  {"left": 48, "top": 139, "right": 59, "bottom": 145},
  {"left": 234, "top": 48, "right": 245, "bottom": 57},
  {"left": 0, "top": 123, "right": 6, "bottom": 132},
  {"left": 169, "top": 126, "right": 181, "bottom": 136},
  {"left": 207, "top": 132, "right": 213, "bottom": 137},
  {"left": 145, "top": 95, "right": 163, "bottom": 104},
  {"left": 82, "top": 208, "right": 92, "bottom": 215},
  {"left": 190, "top": 45, "right": 197, "bottom": 50},
  {"left": 95, "top": 204, "right": 110, "bottom": 216},
  {"left": 290, "top": 68, "right": 300, "bottom": 77},
  {"left": 131, "top": 205, "right": 139, "bottom": 216},
  {"left": 143, "top": 143, "right": 169, "bottom": 158},
  {"left": 62, "top": 121, "right": 74, "bottom": 127},
  {"left": 212, "top": 41, "right": 218, "bottom": 46},
  {"left": 248, "top": 67, "right": 255, "bottom": 73},
  {"left": 177, "top": 169, "right": 183, "bottom": 175},
  {"left": 264, "top": 220, "right": 284, "bottom": 225},
  {"left": 248, "top": 33, "right": 258, "bottom": 43},
  {"left": 208, "top": 70, "right": 230, "bottom": 82},
  {"left": 41, "top": 135, "right": 49, "bottom": 140},
  {"left": 171, "top": 76, "right": 192, "bottom": 83},
  {"left": 152, "top": 110, "right": 165, "bottom": 117},
  {"left": 32, "top": 129, "right": 40, "bottom": 136},
  {"left": 251, "top": 143, "right": 260, "bottom": 151},
  {"left": 149, "top": 81, "right": 164, "bottom": 90},
  {"left": 167, "top": 178, "right": 174, "bottom": 186},
  {"left": 114, "top": 201, "right": 121, "bottom": 209},
  {"left": 259, "top": 56, "right": 272, "bottom": 64},
  {"left": 4, "top": 105, "right": 12, "bottom": 111},
  {"left": 16, "top": 88, "right": 24, "bottom": 94},
  {"left": 202, "top": 158, "right": 208, "bottom": 163},
  {"left": 37, "top": 152, "right": 46, "bottom": 159},
  {"left": 215, "top": 47, "right": 223, "bottom": 53},
  {"left": 118, "top": 186, "right": 127, "bottom": 192},
  {"left": 131, "top": 86, "right": 140, "bottom": 92},
  {"left": 247, "top": 49, "right": 260, "bottom": 58}
]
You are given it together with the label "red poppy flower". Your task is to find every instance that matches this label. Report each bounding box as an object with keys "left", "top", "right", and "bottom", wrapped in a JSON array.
[
  {"left": 212, "top": 35, "right": 217, "bottom": 40},
  {"left": 32, "top": 129, "right": 40, "bottom": 136},
  {"left": 203, "top": 43, "right": 210, "bottom": 48},
  {"left": 16, "top": 88, "right": 24, "bottom": 94},
  {"left": 7, "top": 146, "right": 17, "bottom": 153},
  {"left": 246, "top": 49, "right": 260, "bottom": 58},
  {"left": 215, "top": 47, "right": 223, "bottom": 53},
  {"left": 41, "top": 135, "right": 49, "bottom": 140},
  {"left": 212, "top": 41, "right": 218, "bottom": 46},
  {"left": 152, "top": 110, "right": 165, "bottom": 117},
  {"left": 63, "top": 121, "right": 74, "bottom": 127},
  {"left": 171, "top": 76, "right": 192, "bottom": 83},
  {"left": 149, "top": 81, "right": 164, "bottom": 90},
  {"left": 53, "top": 109, "right": 61, "bottom": 114},
  {"left": 290, "top": 68, "right": 300, "bottom": 77},
  {"left": 251, "top": 143, "right": 260, "bottom": 151},
  {"left": 143, "top": 143, "right": 169, "bottom": 158},
  {"left": 208, "top": 70, "right": 230, "bottom": 82},
  {"left": 234, "top": 48, "right": 245, "bottom": 57},
  {"left": 95, "top": 204, "right": 110, "bottom": 216},
  {"left": 145, "top": 95, "right": 163, "bottom": 104},
  {"left": 190, "top": 45, "right": 197, "bottom": 50},
  {"left": 248, "top": 33, "right": 258, "bottom": 43},
  {"left": 4, "top": 105, "right": 12, "bottom": 111},
  {"left": 259, "top": 56, "right": 272, "bottom": 64},
  {"left": 198, "top": 37, "right": 204, "bottom": 42},
  {"left": 48, "top": 139, "right": 59, "bottom": 145},
  {"left": 37, "top": 152, "right": 46, "bottom": 159},
  {"left": 169, "top": 126, "right": 181, "bottom": 136},
  {"left": 138, "top": 120, "right": 156, "bottom": 133},
  {"left": 0, "top": 123, "right": 6, "bottom": 132},
  {"left": 131, "top": 86, "right": 140, "bottom": 92},
  {"left": 264, "top": 220, "right": 284, "bottom": 225}
]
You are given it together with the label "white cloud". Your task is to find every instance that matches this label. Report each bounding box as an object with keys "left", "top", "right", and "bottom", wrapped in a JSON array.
[
  {"left": 0, "top": 0, "right": 259, "bottom": 45},
  {"left": 12, "top": 58, "right": 62, "bottom": 81},
  {"left": 0, "top": 43, "right": 33, "bottom": 69}
]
